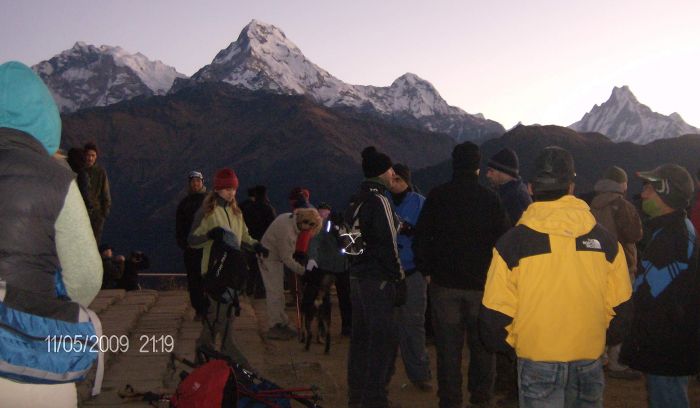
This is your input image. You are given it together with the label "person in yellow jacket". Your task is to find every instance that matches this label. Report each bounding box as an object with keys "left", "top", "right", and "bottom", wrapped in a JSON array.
[
  {"left": 188, "top": 167, "right": 268, "bottom": 367},
  {"left": 479, "top": 147, "right": 632, "bottom": 408}
]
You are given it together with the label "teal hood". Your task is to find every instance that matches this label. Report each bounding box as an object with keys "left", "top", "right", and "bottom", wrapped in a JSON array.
[{"left": 0, "top": 61, "right": 61, "bottom": 155}]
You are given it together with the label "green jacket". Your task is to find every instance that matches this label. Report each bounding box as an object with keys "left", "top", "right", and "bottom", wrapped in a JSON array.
[{"left": 188, "top": 197, "right": 257, "bottom": 275}]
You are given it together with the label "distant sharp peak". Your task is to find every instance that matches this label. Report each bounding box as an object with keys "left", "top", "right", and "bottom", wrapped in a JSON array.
[
  {"left": 212, "top": 19, "right": 304, "bottom": 66},
  {"left": 182, "top": 19, "right": 505, "bottom": 142},
  {"left": 391, "top": 72, "right": 433, "bottom": 88},
  {"left": 570, "top": 85, "right": 699, "bottom": 144},
  {"left": 609, "top": 85, "right": 638, "bottom": 102},
  {"left": 241, "top": 19, "right": 292, "bottom": 45}
]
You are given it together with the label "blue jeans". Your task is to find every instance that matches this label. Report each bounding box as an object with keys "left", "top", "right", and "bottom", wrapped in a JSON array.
[
  {"left": 646, "top": 374, "right": 689, "bottom": 408},
  {"left": 430, "top": 284, "right": 495, "bottom": 408},
  {"left": 347, "top": 277, "right": 400, "bottom": 408},
  {"left": 518, "top": 357, "right": 604, "bottom": 408},
  {"left": 395, "top": 272, "right": 431, "bottom": 382}
]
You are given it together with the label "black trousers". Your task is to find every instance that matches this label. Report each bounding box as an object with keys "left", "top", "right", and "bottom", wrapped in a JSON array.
[
  {"left": 184, "top": 248, "right": 208, "bottom": 316},
  {"left": 334, "top": 271, "right": 352, "bottom": 332},
  {"left": 244, "top": 251, "right": 266, "bottom": 299}
]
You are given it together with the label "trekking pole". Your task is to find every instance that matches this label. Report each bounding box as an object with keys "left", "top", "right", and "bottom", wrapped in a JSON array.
[{"left": 294, "top": 273, "right": 303, "bottom": 342}]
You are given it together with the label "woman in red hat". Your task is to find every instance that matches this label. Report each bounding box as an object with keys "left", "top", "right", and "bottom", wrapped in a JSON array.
[{"left": 188, "top": 167, "right": 268, "bottom": 367}]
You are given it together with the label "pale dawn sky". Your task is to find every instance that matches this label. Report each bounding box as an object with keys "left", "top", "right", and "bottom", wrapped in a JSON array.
[{"left": 1, "top": 0, "right": 698, "bottom": 129}]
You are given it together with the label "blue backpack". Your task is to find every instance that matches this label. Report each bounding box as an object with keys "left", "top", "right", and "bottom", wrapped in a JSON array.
[{"left": 0, "top": 272, "right": 104, "bottom": 396}]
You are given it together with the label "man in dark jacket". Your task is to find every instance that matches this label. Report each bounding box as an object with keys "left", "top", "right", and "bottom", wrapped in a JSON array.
[
  {"left": 621, "top": 164, "right": 699, "bottom": 408},
  {"left": 590, "top": 166, "right": 643, "bottom": 380},
  {"left": 176, "top": 171, "right": 208, "bottom": 318},
  {"left": 690, "top": 168, "right": 700, "bottom": 237},
  {"left": 485, "top": 147, "right": 531, "bottom": 403},
  {"left": 387, "top": 163, "right": 432, "bottom": 392},
  {"left": 486, "top": 148, "right": 532, "bottom": 226},
  {"left": 99, "top": 244, "right": 124, "bottom": 289},
  {"left": 240, "top": 185, "right": 277, "bottom": 298},
  {"left": 413, "top": 142, "right": 509, "bottom": 408},
  {"left": 84, "top": 142, "right": 111, "bottom": 243},
  {"left": 347, "top": 146, "right": 405, "bottom": 408}
]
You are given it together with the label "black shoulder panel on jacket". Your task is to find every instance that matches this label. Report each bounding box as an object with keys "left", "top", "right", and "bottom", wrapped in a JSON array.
[
  {"left": 575, "top": 224, "right": 618, "bottom": 263},
  {"left": 495, "top": 225, "right": 551, "bottom": 269}
]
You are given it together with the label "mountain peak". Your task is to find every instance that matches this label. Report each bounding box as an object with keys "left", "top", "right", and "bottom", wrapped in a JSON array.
[
  {"left": 34, "top": 43, "right": 185, "bottom": 112},
  {"left": 239, "top": 19, "right": 296, "bottom": 51},
  {"left": 609, "top": 85, "right": 638, "bottom": 105},
  {"left": 242, "top": 19, "right": 283, "bottom": 36},
  {"left": 570, "top": 86, "right": 699, "bottom": 143},
  {"left": 391, "top": 73, "right": 434, "bottom": 88}
]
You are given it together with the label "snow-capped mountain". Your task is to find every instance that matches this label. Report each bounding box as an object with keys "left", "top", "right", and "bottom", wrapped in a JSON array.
[
  {"left": 175, "top": 19, "right": 504, "bottom": 142},
  {"left": 570, "top": 86, "right": 699, "bottom": 144},
  {"left": 33, "top": 42, "right": 186, "bottom": 113}
]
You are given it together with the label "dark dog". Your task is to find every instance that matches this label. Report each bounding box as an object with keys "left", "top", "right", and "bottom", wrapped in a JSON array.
[{"left": 300, "top": 268, "right": 335, "bottom": 354}]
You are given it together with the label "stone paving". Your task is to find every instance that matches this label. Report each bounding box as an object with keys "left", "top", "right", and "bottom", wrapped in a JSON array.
[{"left": 77, "top": 289, "right": 700, "bottom": 407}]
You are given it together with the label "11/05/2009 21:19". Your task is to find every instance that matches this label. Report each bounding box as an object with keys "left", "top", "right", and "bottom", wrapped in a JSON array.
[{"left": 45, "top": 334, "right": 174, "bottom": 353}]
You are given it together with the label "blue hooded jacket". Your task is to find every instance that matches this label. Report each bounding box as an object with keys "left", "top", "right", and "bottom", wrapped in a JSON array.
[
  {"left": 388, "top": 190, "right": 425, "bottom": 272},
  {"left": 0, "top": 61, "right": 61, "bottom": 155}
]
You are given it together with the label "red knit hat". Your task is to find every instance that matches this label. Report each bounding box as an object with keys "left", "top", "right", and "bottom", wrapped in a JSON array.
[{"left": 213, "top": 168, "right": 239, "bottom": 190}]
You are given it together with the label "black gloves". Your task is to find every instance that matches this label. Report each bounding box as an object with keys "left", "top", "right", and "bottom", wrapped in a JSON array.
[
  {"left": 207, "top": 227, "right": 239, "bottom": 252},
  {"left": 394, "top": 279, "right": 407, "bottom": 307},
  {"left": 293, "top": 251, "right": 308, "bottom": 265},
  {"left": 253, "top": 242, "right": 269, "bottom": 258},
  {"left": 207, "top": 226, "right": 226, "bottom": 242}
]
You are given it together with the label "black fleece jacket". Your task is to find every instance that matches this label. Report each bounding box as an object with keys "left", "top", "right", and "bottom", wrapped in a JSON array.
[
  {"left": 347, "top": 180, "right": 403, "bottom": 282},
  {"left": 413, "top": 170, "right": 509, "bottom": 290}
]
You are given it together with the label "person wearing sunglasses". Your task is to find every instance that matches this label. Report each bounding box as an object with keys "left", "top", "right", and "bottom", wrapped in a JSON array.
[{"left": 620, "top": 164, "right": 699, "bottom": 408}]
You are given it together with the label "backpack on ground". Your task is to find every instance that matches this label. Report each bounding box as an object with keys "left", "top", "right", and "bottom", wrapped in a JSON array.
[
  {"left": 170, "top": 358, "right": 238, "bottom": 408},
  {"left": 170, "top": 345, "right": 319, "bottom": 407}
]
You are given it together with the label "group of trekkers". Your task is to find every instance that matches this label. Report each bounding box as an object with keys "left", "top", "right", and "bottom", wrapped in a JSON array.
[
  {"left": 175, "top": 136, "right": 700, "bottom": 407},
  {"left": 2, "top": 60, "right": 700, "bottom": 407}
]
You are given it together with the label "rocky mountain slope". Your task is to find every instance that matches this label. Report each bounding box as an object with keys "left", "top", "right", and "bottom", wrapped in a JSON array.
[{"left": 33, "top": 42, "right": 185, "bottom": 112}]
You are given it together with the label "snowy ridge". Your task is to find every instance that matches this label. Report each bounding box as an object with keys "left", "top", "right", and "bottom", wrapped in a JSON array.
[
  {"left": 570, "top": 86, "right": 699, "bottom": 144},
  {"left": 33, "top": 42, "right": 185, "bottom": 112},
  {"left": 184, "top": 20, "right": 504, "bottom": 141}
]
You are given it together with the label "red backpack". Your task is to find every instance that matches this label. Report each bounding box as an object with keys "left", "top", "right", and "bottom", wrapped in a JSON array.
[{"left": 171, "top": 359, "right": 237, "bottom": 407}]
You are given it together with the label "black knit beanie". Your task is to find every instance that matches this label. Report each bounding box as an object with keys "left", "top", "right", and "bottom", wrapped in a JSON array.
[
  {"left": 362, "top": 146, "right": 393, "bottom": 178},
  {"left": 452, "top": 141, "right": 481, "bottom": 172},
  {"left": 488, "top": 148, "right": 519, "bottom": 178}
]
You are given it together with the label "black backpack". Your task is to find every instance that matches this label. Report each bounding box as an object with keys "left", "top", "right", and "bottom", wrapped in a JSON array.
[
  {"left": 204, "top": 241, "right": 249, "bottom": 303},
  {"left": 339, "top": 192, "right": 374, "bottom": 258}
]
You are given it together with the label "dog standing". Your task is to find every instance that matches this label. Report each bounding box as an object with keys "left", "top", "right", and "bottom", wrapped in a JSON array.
[{"left": 300, "top": 268, "right": 335, "bottom": 354}]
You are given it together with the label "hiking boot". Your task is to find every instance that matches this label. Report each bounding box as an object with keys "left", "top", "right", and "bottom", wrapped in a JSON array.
[
  {"left": 266, "top": 324, "right": 294, "bottom": 340},
  {"left": 411, "top": 380, "right": 434, "bottom": 392},
  {"left": 607, "top": 368, "right": 642, "bottom": 380}
]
